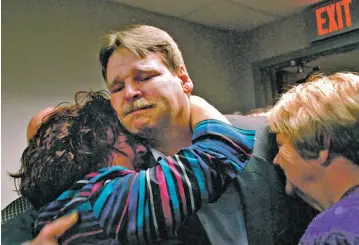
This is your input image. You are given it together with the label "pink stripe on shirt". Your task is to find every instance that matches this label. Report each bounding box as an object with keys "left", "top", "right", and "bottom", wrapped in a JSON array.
[{"left": 156, "top": 167, "right": 172, "bottom": 228}]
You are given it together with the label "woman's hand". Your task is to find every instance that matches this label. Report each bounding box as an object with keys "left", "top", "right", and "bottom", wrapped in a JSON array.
[{"left": 22, "top": 212, "right": 78, "bottom": 245}]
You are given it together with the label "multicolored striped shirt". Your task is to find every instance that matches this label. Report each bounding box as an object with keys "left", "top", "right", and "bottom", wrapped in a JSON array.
[{"left": 34, "top": 120, "right": 255, "bottom": 244}]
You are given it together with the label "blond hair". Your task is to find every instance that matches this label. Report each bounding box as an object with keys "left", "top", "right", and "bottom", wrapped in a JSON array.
[
  {"left": 269, "top": 72, "right": 359, "bottom": 162},
  {"left": 99, "top": 25, "right": 185, "bottom": 81}
]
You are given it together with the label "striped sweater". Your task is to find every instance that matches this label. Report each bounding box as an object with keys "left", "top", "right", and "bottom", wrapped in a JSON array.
[{"left": 34, "top": 120, "right": 255, "bottom": 244}]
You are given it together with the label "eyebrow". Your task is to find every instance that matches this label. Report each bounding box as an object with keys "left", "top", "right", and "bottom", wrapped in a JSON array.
[
  {"left": 108, "top": 80, "right": 123, "bottom": 90},
  {"left": 133, "top": 64, "right": 159, "bottom": 72},
  {"left": 108, "top": 65, "right": 161, "bottom": 89}
]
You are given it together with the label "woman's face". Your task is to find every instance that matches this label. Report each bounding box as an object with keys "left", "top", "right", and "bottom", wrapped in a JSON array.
[{"left": 110, "top": 133, "right": 148, "bottom": 170}]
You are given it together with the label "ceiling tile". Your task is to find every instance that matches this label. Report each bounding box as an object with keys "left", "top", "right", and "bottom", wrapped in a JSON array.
[
  {"left": 229, "top": 0, "right": 324, "bottom": 16},
  {"left": 184, "top": 0, "right": 276, "bottom": 31},
  {"left": 116, "top": 0, "right": 216, "bottom": 17}
]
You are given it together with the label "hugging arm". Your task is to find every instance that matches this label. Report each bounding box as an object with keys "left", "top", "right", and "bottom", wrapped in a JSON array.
[{"left": 35, "top": 97, "right": 255, "bottom": 244}]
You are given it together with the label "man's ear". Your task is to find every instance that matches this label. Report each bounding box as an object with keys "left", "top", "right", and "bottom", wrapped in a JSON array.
[
  {"left": 306, "top": 149, "right": 330, "bottom": 167},
  {"left": 178, "top": 65, "right": 193, "bottom": 94},
  {"left": 318, "top": 149, "right": 330, "bottom": 166}
]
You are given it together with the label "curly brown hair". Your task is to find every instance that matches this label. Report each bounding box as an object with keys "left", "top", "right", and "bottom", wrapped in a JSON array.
[{"left": 10, "top": 91, "right": 149, "bottom": 209}]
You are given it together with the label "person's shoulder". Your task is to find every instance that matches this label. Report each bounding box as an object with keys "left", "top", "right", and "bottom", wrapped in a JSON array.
[
  {"left": 300, "top": 197, "right": 359, "bottom": 244},
  {"left": 299, "top": 230, "right": 359, "bottom": 245},
  {"left": 225, "top": 115, "right": 268, "bottom": 131},
  {"left": 308, "top": 199, "right": 359, "bottom": 231},
  {"left": 1, "top": 196, "right": 33, "bottom": 224},
  {"left": 193, "top": 119, "right": 256, "bottom": 138},
  {"left": 225, "top": 115, "right": 279, "bottom": 161},
  {"left": 1, "top": 208, "right": 39, "bottom": 245}
]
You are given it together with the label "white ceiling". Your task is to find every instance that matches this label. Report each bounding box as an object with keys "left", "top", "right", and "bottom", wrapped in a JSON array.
[{"left": 109, "top": 0, "right": 324, "bottom": 31}]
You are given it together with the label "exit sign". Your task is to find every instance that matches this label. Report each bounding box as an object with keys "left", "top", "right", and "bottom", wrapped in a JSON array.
[{"left": 305, "top": 0, "right": 359, "bottom": 42}]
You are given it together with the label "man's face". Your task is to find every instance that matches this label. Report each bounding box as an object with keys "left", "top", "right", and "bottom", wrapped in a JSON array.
[
  {"left": 107, "top": 48, "right": 193, "bottom": 135},
  {"left": 110, "top": 134, "right": 148, "bottom": 170},
  {"left": 274, "top": 133, "right": 324, "bottom": 210}
]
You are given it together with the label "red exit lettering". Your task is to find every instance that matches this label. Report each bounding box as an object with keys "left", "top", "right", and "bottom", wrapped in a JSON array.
[{"left": 315, "top": 0, "right": 353, "bottom": 36}]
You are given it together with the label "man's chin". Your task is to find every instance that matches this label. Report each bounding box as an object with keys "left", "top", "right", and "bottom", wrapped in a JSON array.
[
  {"left": 123, "top": 114, "right": 150, "bottom": 130},
  {"left": 285, "top": 182, "right": 295, "bottom": 196},
  {"left": 287, "top": 183, "right": 324, "bottom": 211},
  {"left": 124, "top": 116, "right": 159, "bottom": 139},
  {"left": 134, "top": 116, "right": 153, "bottom": 130}
]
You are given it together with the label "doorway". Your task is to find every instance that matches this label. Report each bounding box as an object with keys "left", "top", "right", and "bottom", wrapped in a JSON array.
[{"left": 275, "top": 49, "right": 359, "bottom": 95}]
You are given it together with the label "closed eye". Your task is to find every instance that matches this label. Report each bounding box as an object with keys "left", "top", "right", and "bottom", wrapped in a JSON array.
[
  {"left": 111, "top": 85, "right": 124, "bottom": 93},
  {"left": 114, "top": 148, "right": 129, "bottom": 157},
  {"left": 137, "top": 74, "right": 156, "bottom": 82},
  {"left": 135, "top": 70, "right": 161, "bottom": 82}
]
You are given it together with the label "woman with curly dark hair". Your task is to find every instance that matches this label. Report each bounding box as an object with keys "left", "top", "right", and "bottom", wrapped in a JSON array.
[{"left": 11, "top": 91, "right": 150, "bottom": 210}]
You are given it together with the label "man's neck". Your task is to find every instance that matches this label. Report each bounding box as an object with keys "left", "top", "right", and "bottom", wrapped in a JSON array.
[
  {"left": 150, "top": 123, "right": 193, "bottom": 156},
  {"left": 320, "top": 157, "right": 359, "bottom": 209}
]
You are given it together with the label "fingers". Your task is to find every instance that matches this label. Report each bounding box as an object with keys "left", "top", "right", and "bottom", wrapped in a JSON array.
[
  {"left": 39, "top": 212, "right": 79, "bottom": 239},
  {"left": 21, "top": 240, "right": 58, "bottom": 245},
  {"left": 24, "top": 212, "right": 79, "bottom": 245}
]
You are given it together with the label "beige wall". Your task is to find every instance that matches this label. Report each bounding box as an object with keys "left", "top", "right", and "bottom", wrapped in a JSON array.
[
  {"left": 2, "top": 0, "right": 246, "bottom": 207},
  {"left": 232, "top": 12, "right": 309, "bottom": 109}
]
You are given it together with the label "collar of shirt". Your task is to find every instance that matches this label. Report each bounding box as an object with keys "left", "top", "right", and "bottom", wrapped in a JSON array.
[{"left": 151, "top": 148, "right": 167, "bottom": 161}]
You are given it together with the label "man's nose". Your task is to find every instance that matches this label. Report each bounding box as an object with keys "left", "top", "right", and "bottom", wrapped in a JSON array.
[
  {"left": 273, "top": 154, "right": 280, "bottom": 165},
  {"left": 124, "top": 84, "right": 142, "bottom": 101}
]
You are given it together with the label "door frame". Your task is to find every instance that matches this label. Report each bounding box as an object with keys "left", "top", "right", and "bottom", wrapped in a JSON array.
[{"left": 252, "top": 30, "right": 359, "bottom": 107}]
